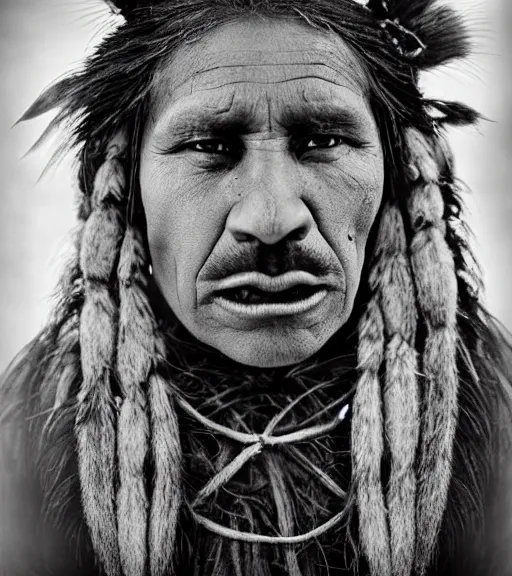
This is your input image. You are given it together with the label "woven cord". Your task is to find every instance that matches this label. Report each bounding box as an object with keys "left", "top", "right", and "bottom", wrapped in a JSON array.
[{"left": 182, "top": 394, "right": 350, "bottom": 544}]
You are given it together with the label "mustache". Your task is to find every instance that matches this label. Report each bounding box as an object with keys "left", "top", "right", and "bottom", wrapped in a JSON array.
[{"left": 202, "top": 240, "right": 342, "bottom": 281}]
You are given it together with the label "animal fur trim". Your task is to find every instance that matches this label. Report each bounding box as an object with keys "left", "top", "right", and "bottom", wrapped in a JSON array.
[
  {"left": 376, "top": 204, "right": 420, "bottom": 576},
  {"left": 75, "top": 131, "right": 128, "bottom": 576},
  {"left": 116, "top": 227, "right": 152, "bottom": 576},
  {"left": 405, "top": 128, "right": 459, "bottom": 576},
  {"left": 352, "top": 298, "right": 392, "bottom": 576}
]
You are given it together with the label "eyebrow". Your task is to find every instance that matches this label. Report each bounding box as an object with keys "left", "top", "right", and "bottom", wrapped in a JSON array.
[
  {"left": 281, "top": 102, "right": 371, "bottom": 136},
  {"left": 156, "top": 97, "right": 374, "bottom": 144}
]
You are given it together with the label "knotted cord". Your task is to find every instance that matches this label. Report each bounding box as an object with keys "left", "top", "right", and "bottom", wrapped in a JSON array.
[{"left": 176, "top": 394, "right": 351, "bottom": 544}]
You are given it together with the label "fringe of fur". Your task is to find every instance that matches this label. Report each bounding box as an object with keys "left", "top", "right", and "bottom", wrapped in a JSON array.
[
  {"left": 75, "top": 130, "right": 128, "bottom": 576},
  {"left": 116, "top": 226, "right": 152, "bottom": 576},
  {"left": 147, "top": 370, "right": 182, "bottom": 576},
  {"left": 405, "top": 129, "right": 459, "bottom": 576},
  {"left": 352, "top": 297, "right": 391, "bottom": 576},
  {"left": 378, "top": 205, "right": 419, "bottom": 576}
]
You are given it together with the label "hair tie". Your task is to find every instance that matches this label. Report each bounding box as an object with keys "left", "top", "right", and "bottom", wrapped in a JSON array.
[{"left": 363, "top": 0, "right": 427, "bottom": 59}]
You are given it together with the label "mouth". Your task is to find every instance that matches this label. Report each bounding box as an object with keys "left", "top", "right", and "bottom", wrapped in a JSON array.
[
  {"left": 218, "top": 284, "right": 322, "bottom": 305},
  {"left": 209, "top": 271, "right": 331, "bottom": 318}
]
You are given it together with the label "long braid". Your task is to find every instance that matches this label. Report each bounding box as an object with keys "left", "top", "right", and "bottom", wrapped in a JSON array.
[
  {"left": 404, "top": 128, "right": 459, "bottom": 576},
  {"left": 116, "top": 219, "right": 183, "bottom": 576},
  {"left": 75, "top": 130, "right": 128, "bottom": 576},
  {"left": 378, "top": 204, "right": 419, "bottom": 576},
  {"left": 147, "top": 366, "right": 182, "bottom": 576},
  {"left": 354, "top": 199, "right": 420, "bottom": 576},
  {"left": 352, "top": 289, "right": 391, "bottom": 574},
  {"left": 116, "top": 226, "right": 152, "bottom": 576}
]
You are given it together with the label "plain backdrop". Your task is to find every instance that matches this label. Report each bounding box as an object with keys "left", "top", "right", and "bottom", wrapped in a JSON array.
[{"left": 0, "top": 0, "right": 511, "bottom": 371}]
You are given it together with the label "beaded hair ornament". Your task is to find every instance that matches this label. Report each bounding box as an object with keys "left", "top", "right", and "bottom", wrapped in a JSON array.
[{"left": 21, "top": 1, "right": 482, "bottom": 576}]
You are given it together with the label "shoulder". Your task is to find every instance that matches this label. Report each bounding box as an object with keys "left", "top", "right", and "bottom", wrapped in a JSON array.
[
  {"left": 460, "top": 318, "right": 512, "bottom": 575},
  {"left": 0, "top": 336, "right": 51, "bottom": 574},
  {"left": 482, "top": 367, "right": 512, "bottom": 575},
  {"left": 0, "top": 334, "right": 92, "bottom": 575}
]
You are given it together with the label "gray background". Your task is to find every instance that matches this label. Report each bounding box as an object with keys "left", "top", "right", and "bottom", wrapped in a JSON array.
[{"left": 0, "top": 0, "right": 510, "bottom": 371}]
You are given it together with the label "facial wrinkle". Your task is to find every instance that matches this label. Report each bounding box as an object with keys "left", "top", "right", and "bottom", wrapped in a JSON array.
[
  {"left": 182, "top": 48, "right": 368, "bottom": 91},
  {"left": 243, "top": 135, "right": 289, "bottom": 151},
  {"left": 141, "top": 16, "right": 385, "bottom": 367},
  {"left": 190, "top": 68, "right": 364, "bottom": 94},
  {"left": 266, "top": 91, "right": 272, "bottom": 133},
  {"left": 161, "top": 37, "right": 369, "bottom": 103}
]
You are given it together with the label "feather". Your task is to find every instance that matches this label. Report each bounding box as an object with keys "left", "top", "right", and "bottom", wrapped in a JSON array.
[
  {"left": 425, "top": 100, "right": 481, "bottom": 127},
  {"left": 17, "top": 77, "right": 76, "bottom": 123}
]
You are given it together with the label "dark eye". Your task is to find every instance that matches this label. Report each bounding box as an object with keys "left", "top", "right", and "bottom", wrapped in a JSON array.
[
  {"left": 304, "top": 135, "right": 343, "bottom": 150},
  {"left": 294, "top": 134, "right": 347, "bottom": 159},
  {"left": 187, "top": 139, "right": 232, "bottom": 155}
]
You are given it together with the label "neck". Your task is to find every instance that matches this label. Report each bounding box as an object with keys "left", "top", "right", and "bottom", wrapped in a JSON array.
[{"left": 158, "top": 313, "right": 359, "bottom": 575}]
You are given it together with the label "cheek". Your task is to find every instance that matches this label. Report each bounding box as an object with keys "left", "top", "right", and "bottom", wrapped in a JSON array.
[
  {"left": 303, "top": 151, "right": 383, "bottom": 258},
  {"left": 300, "top": 150, "right": 383, "bottom": 311},
  {"left": 139, "top": 155, "right": 228, "bottom": 307}
]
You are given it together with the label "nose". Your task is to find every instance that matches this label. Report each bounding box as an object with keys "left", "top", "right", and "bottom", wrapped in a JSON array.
[{"left": 226, "top": 151, "right": 314, "bottom": 245}]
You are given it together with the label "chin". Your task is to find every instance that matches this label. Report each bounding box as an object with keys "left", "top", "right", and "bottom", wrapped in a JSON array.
[{"left": 209, "top": 324, "right": 342, "bottom": 368}]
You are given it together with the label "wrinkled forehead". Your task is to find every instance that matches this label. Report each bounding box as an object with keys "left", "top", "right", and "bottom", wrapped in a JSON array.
[{"left": 149, "top": 17, "right": 371, "bottom": 116}]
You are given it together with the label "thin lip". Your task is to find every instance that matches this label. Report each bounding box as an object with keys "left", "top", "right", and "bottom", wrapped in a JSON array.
[{"left": 210, "top": 271, "right": 331, "bottom": 293}]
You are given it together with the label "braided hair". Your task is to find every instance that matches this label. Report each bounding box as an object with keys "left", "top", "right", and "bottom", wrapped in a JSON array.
[{"left": 2, "top": 1, "right": 511, "bottom": 576}]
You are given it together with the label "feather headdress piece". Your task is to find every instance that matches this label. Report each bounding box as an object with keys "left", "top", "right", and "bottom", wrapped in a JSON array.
[{"left": 19, "top": 1, "right": 490, "bottom": 575}]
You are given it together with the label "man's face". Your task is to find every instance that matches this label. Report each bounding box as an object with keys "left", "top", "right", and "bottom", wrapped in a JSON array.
[{"left": 140, "top": 17, "right": 384, "bottom": 367}]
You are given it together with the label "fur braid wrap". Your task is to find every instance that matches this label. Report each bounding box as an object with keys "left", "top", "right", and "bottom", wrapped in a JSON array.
[
  {"left": 378, "top": 204, "right": 420, "bottom": 576},
  {"left": 405, "top": 129, "right": 459, "bottom": 576},
  {"left": 117, "top": 226, "right": 152, "bottom": 576},
  {"left": 354, "top": 128, "right": 459, "bottom": 576},
  {"left": 352, "top": 291, "right": 391, "bottom": 575},
  {"left": 76, "top": 130, "right": 128, "bottom": 576},
  {"left": 75, "top": 130, "right": 182, "bottom": 575},
  {"left": 117, "top": 231, "right": 182, "bottom": 576},
  {"left": 148, "top": 362, "right": 182, "bottom": 576},
  {"left": 353, "top": 200, "right": 420, "bottom": 576}
]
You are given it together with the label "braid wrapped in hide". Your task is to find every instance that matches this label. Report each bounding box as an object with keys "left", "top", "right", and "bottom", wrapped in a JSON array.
[
  {"left": 352, "top": 295, "right": 391, "bottom": 575},
  {"left": 117, "top": 226, "right": 152, "bottom": 576},
  {"left": 116, "top": 225, "right": 183, "bottom": 576},
  {"left": 76, "top": 129, "right": 183, "bottom": 576},
  {"left": 352, "top": 201, "right": 419, "bottom": 576},
  {"left": 404, "top": 128, "right": 459, "bottom": 576},
  {"left": 352, "top": 126, "right": 469, "bottom": 576},
  {"left": 147, "top": 367, "right": 182, "bottom": 576},
  {"left": 377, "top": 204, "right": 419, "bottom": 576},
  {"left": 76, "top": 129, "right": 128, "bottom": 576}
]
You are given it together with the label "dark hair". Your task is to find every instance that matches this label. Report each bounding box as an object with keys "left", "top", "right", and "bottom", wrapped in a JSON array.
[
  {"left": 6, "top": 3, "right": 511, "bottom": 576},
  {"left": 22, "top": 0, "right": 474, "bottom": 182}
]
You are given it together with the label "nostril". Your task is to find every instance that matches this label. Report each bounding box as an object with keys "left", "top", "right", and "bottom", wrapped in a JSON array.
[
  {"left": 232, "top": 230, "right": 257, "bottom": 243},
  {"left": 286, "top": 225, "right": 309, "bottom": 242}
]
